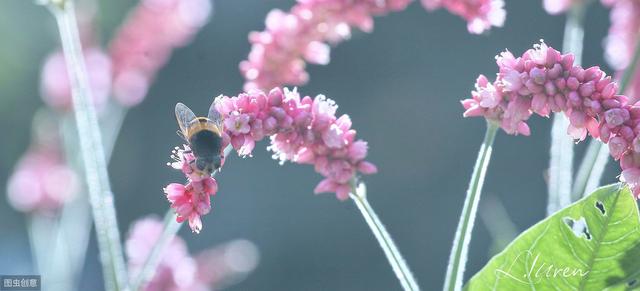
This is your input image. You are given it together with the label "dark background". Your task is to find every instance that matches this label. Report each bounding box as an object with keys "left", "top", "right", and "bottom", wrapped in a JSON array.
[{"left": 0, "top": 0, "right": 621, "bottom": 290}]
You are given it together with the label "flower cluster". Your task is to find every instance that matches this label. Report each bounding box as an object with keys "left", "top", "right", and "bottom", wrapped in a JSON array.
[
  {"left": 7, "top": 144, "right": 79, "bottom": 213},
  {"left": 40, "top": 0, "right": 212, "bottom": 111},
  {"left": 461, "top": 41, "right": 640, "bottom": 196},
  {"left": 240, "top": 0, "right": 412, "bottom": 91},
  {"left": 125, "top": 217, "right": 259, "bottom": 291},
  {"left": 109, "top": 0, "right": 212, "bottom": 106},
  {"left": 164, "top": 145, "right": 219, "bottom": 233},
  {"left": 215, "top": 87, "right": 377, "bottom": 200},
  {"left": 420, "top": 0, "right": 505, "bottom": 34}
]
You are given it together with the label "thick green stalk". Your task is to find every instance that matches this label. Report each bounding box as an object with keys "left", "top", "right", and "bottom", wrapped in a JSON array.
[
  {"left": 443, "top": 122, "right": 498, "bottom": 291},
  {"left": 350, "top": 182, "right": 420, "bottom": 291},
  {"left": 48, "top": 1, "right": 128, "bottom": 290}
]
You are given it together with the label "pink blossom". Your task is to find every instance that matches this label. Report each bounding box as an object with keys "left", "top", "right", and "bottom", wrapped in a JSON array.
[
  {"left": 215, "top": 87, "right": 376, "bottom": 201},
  {"left": 126, "top": 217, "right": 259, "bottom": 291},
  {"left": 7, "top": 145, "right": 79, "bottom": 213},
  {"left": 421, "top": 0, "right": 505, "bottom": 34},
  {"left": 164, "top": 145, "right": 219, "bottom": 233},
  {"left": 460, "top": 41, "right": 640, "bottom": 197},
  {"left": 109, "top": 0, "right": 212, "bottom": 106},
  {"left": 40, "top": 48, "right": 112, "bottom": 112},
  {"left": 126, "top": 217, "right": 206, "bottom": 291},
  {"left": 240, "top": 0, "right": 412, "bottom": 91}
]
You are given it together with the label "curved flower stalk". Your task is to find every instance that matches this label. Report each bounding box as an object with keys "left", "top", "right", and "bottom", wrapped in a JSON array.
[
  {"left": 214, "top": 87, "right": 418, "bottom": 290},
  {"left": 162, "top": 87, "right": 417, "bottom": 289},
  {"left": 241, "top": 0, "right": 506, "bottom": 91},
  {"left": 420, "top": 0, "right": 505, "bottom": 34},
  {"left": 461, "top": 42, "right": 640, "bottom": 197},
  {"left": 126, "top": 217, "right": 259, "bottom": 291}
]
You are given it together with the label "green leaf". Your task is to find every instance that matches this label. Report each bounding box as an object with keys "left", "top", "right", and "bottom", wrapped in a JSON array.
[{"left": 465, "top": 184, "right": 640, "bottom": 291}]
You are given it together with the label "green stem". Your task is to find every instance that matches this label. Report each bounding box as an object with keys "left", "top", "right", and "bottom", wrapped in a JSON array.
[
  {"left": 443, "top": 122, "right": 498, "bottom": 291},
  {"left": 572, "top": 29, "right": 640, "bottom": 199},
  {"left": 548, "top": 2, "right": 587, "bottom": 215},
  {"left": 350, "top": 182, "right": 420, "bottom": 291},
  {"left": 48, "top": 1, "right": 128, "bottom": 290},
  {"left": 132, "top": 144, "right": 233, "bottom": 291}
]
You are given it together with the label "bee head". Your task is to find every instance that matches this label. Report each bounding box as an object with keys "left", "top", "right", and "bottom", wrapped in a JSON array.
[{"left": 195, "top": 156, "right": 222, "bottom": 175}]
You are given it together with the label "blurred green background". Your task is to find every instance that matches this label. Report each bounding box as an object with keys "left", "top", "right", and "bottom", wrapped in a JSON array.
[{"left": 0, "top": 0, "right": 621, "bottom": 290}]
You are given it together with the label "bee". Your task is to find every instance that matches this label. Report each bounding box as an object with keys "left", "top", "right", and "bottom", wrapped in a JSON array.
[{"left": 175, "top": 102, "right": 224, "bottom": 175}]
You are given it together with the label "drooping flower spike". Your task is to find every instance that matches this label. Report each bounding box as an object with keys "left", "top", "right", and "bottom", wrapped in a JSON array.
[
  {"left": 241, "top": 0, "right": 506, "bottom": 91},
  {"left": 461, "top": 41, "right": 640, "bottom": 196},
  {"left": 165, "top": 88, "right": 376, "bottom": 232},
  {"left": 215, "top": 87, "right": 377, "bottom": 200},
  {"left": 240, "top": 0, "right": 412, "bottom": 91}
]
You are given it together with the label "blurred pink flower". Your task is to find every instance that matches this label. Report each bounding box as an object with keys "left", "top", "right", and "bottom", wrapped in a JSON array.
[
  {"left": 460, "top": 41, "right": 640, "bottom": 197},
  {"left": 40, "top": 48, "right": 112, "bottom": 112},
  {"left": 126, "top": 217, "right": 206, "bottom": 291},
  {"left": 7, "top": 145, "right": 79, "bottom": 213},
  {"left": 602, "top": 0, "right": 640, "bottom": 102},
  {"left": 542, "top": 0, "right": 580, "bottom": 14},
  {"left": 421, "top": 0, "right": 505, "bottom": 33},
  {"left": 164, "top": 145, "right": 219, "bottom": 233},
  {"left": 109, "top": 0, "right": 212, "bottom": 106},
  {"left": 126, "top": 217, "right": 259, "bottom": 291},
  {"left": 215, "top": 87, "right": 376, "bottom": 200},
  {"left": 240, "top": 0, "right": 412, "bottom": 91}
]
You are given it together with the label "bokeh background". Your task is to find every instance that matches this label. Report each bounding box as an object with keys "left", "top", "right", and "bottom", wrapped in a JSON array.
[{"left": 0, "top": 0, "right": 622, "bottom": 290}]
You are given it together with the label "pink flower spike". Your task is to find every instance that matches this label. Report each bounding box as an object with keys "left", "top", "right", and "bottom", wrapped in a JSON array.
[
  {"left": 240, "top": 0, "right": 411, "bottom": 90},
  {"left": 460, "top": 41, "right": 640, "bottom": 196}
]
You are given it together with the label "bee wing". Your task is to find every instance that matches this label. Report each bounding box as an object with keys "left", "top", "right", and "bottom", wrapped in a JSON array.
[
  {"left": 207, "top": 100, "right": 224, "bottom": 132},
  {"left": 175, "top": 103, "right": 197, "bottom": 137}
]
